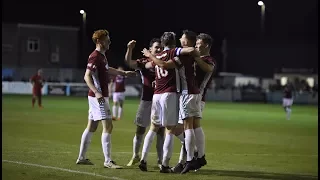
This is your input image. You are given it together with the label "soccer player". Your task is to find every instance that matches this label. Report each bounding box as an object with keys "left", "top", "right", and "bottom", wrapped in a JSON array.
[
  {"left": 140, "top": 32, "right": 197, "bottom": 173},
  {"left": 30, "top": 69, "right": 44, "bottom": 108},
  {"left": 193, "top": 33, "right": 216, "bottom": 170},
  {"left": 125, "top": 38, "right": 166, "bottom": 168},
  {"left": 110, "top": 66, "right": 126, "bottom": 121},
  {"left": 283, "top": 85, "right": 293, "bottom": 120},
  {"left": 76, "top": 29, "right": 136, "bottom": 168},
  {"left": 173, "top": 32, "right": 216, "bottom": 174},
  {"left": 175, "top": 30, "right": 202, "bottom": 174}
]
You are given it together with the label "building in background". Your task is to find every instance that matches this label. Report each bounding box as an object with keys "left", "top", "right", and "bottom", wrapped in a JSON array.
[{"left": 2, "top": 23, "right": 80, "bottom": 82}]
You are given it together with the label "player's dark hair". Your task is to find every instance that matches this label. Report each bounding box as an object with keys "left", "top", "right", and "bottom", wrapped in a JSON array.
[
  {"left": 149, "top": 38, "right": 161, "bottom": 47},
  {"left": 196, "top": 33, "right": 213, "bottom": 47},
  {"left": 161, "top": 32, "right": 176, "bottom": 47},
  {"left": 182, "top": 30, "right": 197, "bottom": 46}
]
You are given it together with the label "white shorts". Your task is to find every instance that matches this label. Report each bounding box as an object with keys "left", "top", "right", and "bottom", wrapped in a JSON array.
[
  {"left": 151, "top": 92, "right": 179, "bottom": 127},
  {"left": 200, "top": 101, "right": 205, "bottom": 112},
  {"left": 113, "top": 92, "right": 125, "bottom": 102},
  {"left": 178, "top": 99, "right": 204, "bottom": 124},
  {"left": 88, "top": 96, "right": 112, "bottom": 121},
  {"left": 179, "top": 94, "right": 202, "bottom": 120},
  {"left": 282, "top": 98, "right": 293, "bottom": 107},
  {"left": 134, "top": 100, "right": 152, "bottom": 127}
]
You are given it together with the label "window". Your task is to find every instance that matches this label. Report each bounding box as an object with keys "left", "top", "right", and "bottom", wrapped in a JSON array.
[{"left": 27, "top": 38, "right": 40, "bottom": 52}]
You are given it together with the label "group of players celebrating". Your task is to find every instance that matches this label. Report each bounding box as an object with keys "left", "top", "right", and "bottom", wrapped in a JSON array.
[{"left": 75, "top": 29, "right": 216, "bottom": 174}]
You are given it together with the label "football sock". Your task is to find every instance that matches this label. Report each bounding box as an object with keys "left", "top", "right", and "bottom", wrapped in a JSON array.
[
  {"left": 101, "top": 132, "right": 112, "bottom": 163},
  {"left": 194, "top": 127, "right": 205, "bottom": 158},
  {"left": 78, "top": 129, "right": 93, "bottom": 160},
  {"left": 141, "top": 130, "right": 156, "bottom": 162}
]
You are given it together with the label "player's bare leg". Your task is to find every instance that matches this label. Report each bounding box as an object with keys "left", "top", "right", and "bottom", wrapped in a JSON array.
[
  {"left": 112, "top": 101, "right": 119, "bottom": 120},
  {"left": 32, "top": 95, "right": 36, "bottom": 108},
  {"left": 172, "top": 124, "right": 187, "bottom": 173},
  {"left": 127, "top": 125, "right": 146, "bottom": 166},
  {"left": 101, "top": 119, "right": 122, "bottom": 169},
  {"left": 156, "top": 127, "right": 165, "bottom": 168},
  {"left": 193, "top": 117, "right": 207, "bottom": 169},
  {"left": 160, "top": 125, "right": 175, "bottom": 173},
  {"left": 139, "top": 123, "right": 160, "bottom": 171},
  {"left": 76, "top": 120, "right": 98, "bottom": 165},
  {"left": 117, "top": 100, "right": 124, "bottom": 120},
  {"left": 284, "top": 105, "right": 292, "bottom": 120},
  {"left": 181, "top": 117, "right": 199, "bottom": 174},
  {"left": 38, "top": 95, "right": 43, "bottom": 108}
]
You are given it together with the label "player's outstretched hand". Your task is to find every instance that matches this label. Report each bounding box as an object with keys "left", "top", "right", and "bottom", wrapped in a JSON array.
[
  {"left": 125, "top": 71, "right": 137, "bottom": 77},
  {"left": 141, "top": 48, "right": 151, "bottom": 57},
  {"left": 95, "top": 92, "right": 105, "bottom": 105},
  {"left": 127, "top": 40, "right": 136, "bottom": 49}
]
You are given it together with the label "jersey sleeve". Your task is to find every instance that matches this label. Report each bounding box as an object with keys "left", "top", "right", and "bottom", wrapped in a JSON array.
[
  {"left": 86, "top": 55, "right": 99, "bottom": 72},
  {"left": 175, "top": 47, "right": 182, "bottom": 56},
  {"left": 203, "top": 57, "right": 216, "bottom": 71}
]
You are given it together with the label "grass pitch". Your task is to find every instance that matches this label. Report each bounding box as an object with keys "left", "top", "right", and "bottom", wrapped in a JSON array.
[{"left": 2, "top": 95, "right": 318, "bottom": 180}]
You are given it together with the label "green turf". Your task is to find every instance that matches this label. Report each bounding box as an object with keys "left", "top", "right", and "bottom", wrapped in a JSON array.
[{"left": 2, "top": 95, "right": 318, "bottom": 180}]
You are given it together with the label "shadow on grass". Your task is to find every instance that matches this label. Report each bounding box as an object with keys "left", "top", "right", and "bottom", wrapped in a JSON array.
[{"left": 194, "top": 169, "right": 318, "bottom": 180}]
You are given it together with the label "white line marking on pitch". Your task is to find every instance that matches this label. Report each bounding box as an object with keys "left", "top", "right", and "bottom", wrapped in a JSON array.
[
  {"left": 22, "top": 151, "right": 318, "bottom": 157},
  {"left": 2, "top": 160, "right": 127, "bottom": 180}
]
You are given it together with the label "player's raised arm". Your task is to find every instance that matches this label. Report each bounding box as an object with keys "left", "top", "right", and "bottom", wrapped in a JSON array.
[
  {"left": 125, "top": 40, "right": 138, "bottom": 69},
  {"left": 142, "top": 48, "right": 177, "bottom": 69}
]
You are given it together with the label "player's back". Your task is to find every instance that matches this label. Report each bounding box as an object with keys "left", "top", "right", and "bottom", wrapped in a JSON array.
[
  {"left": 179, "top": 54, "right": 199, "bottom": 94},
  {"left": 154, "top": 48, "right": 180, "bottom": 94}
]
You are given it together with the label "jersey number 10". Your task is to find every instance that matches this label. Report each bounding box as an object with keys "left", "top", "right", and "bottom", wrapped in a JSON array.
[{"left": 155, "top": 65, "right": 168, "bottom": 79}]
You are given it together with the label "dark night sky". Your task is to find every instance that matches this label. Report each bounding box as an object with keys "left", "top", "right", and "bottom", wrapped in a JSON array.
[{"left": 2, "top": 0, "right": 318, "bottom": 77}]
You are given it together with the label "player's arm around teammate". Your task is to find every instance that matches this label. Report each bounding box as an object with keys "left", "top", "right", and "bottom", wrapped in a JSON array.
[{"left": 142, "top": 47, "right": 196, "bottom": 70}]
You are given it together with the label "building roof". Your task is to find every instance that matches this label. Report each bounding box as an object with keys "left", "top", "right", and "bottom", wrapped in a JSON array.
[{"left": 17, "top": 23, "right": 79, "bottom": 31}]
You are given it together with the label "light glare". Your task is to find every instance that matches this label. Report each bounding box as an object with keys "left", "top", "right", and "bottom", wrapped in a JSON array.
[{"left": 258, "top": 1, "right": 264, "bottom": 6}]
